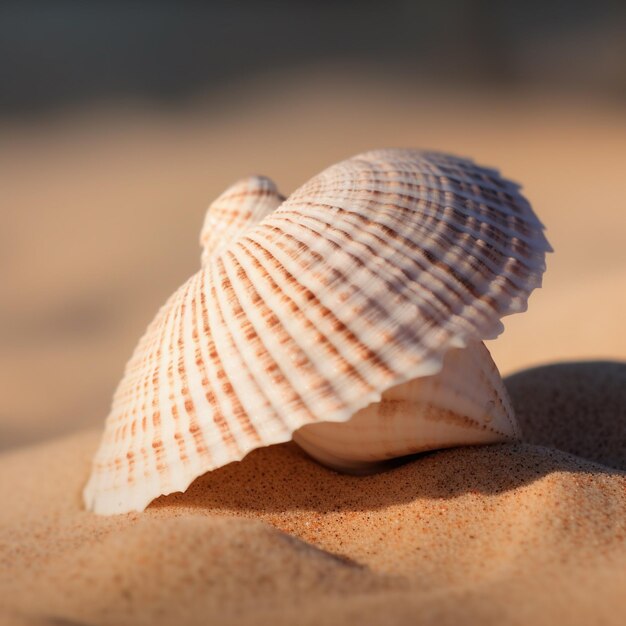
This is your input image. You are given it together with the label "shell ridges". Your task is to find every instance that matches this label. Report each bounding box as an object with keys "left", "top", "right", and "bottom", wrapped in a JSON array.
[{"left": 84, "top": 149, "right": 550, "bottom": 514}]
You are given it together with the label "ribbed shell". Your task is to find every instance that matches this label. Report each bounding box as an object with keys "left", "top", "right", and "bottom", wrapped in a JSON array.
[
  {"left": 84, "top": 149, "right": 551, "bottom": 514},
  {"left": 200, "top": 175, "right": 285, "bottom": 262},
  {"left": 293, "top": 340, "right": 517, "bottom": 473}
]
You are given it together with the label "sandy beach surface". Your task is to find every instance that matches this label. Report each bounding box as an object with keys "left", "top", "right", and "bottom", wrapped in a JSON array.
[{"left": 1, "top": 73, "right": 625, "bottom": 624}]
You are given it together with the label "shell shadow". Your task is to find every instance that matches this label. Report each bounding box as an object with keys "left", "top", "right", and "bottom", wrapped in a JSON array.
[
  {"left": 153, "top": 439, "right": 622, "bottom": 515},
  {"left": 505, "top": 360, "right": 626, "bottom": 471},
  {"left": 153, "top": 359, "right": 626, "bottom": 515},
  {"left": 153, "top": 360, "right": 626, "bottom": 514}
]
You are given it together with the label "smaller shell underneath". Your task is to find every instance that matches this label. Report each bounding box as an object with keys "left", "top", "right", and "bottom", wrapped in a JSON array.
[{"left": 292, "top": 341, "right": 518, "bottom": 474}]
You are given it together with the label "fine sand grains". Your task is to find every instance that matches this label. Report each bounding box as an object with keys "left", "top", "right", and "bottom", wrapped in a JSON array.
[{"left": 1, "top": 367, "right": 626, "bottom": 626}]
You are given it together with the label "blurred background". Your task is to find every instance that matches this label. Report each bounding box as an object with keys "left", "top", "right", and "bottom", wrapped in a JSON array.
[{"left": 2, "top": 0, "right": 625, "bottom": 450}]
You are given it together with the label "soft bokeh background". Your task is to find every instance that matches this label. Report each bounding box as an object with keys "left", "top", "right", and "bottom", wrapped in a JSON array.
[{"left": 2, "top": 0, "right": 625, "bottom": 450}]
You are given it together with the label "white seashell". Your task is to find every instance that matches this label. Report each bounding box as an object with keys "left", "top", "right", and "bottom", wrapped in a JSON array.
[
  {"left": 84, "top": 149, "right": 551, "bottom": 515},
  {"left": 200, "top": 175, "right": 284, "bottom": 263},
  {"left": 293, "top": 340, "right": 517, "bottom": 473}
]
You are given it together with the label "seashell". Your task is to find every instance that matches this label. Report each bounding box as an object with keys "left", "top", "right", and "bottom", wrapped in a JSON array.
[
  {"left": 200, "top": 175, "right": 285, "bottom": 263},
  {"left": 84, "top": 149, "right": 551, "bottom": 515},
  {"left": 293, "top": 340, "right": 517, "bottom": 473}
]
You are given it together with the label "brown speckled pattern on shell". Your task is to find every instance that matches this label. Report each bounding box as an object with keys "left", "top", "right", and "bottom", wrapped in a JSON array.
[{"left": 84, "top": 149, "right": 551, "bottom": 514}]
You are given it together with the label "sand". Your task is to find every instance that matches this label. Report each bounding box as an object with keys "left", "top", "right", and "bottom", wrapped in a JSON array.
[
  {"left": 2, "top": 396, "right": 626, "bottom": 625},
  {"left": 1, "top": 72, "right": 626, "bottom": 624}
]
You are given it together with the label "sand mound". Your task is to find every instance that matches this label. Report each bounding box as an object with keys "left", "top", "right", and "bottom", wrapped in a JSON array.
[{"left": 16, "top": 516, "right": 386, "bottom": 626}]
